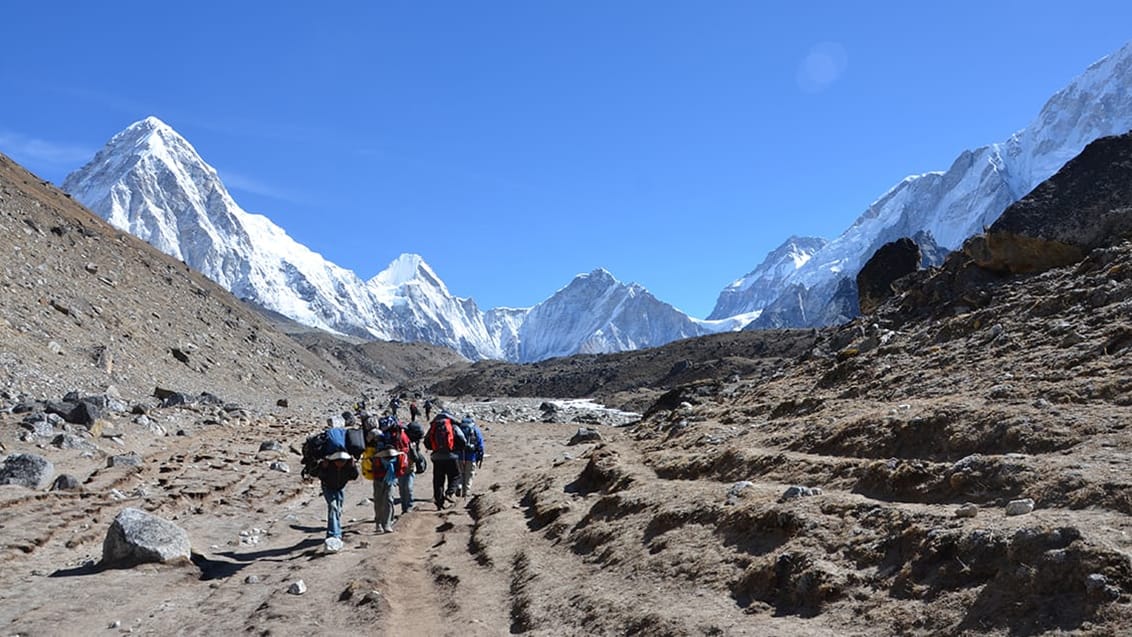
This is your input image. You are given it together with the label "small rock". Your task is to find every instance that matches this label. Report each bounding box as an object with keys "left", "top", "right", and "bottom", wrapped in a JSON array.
[
  {"left": 1085, "top": 573, "right": 1121, "bottom": 601},
  {"left": 781, "top": 485, "right": 823, "bottom": 501},
  {"left": 107, "top": 453, "right": 143, "bottom": 468},
  {"left": 51, "top": 474, "right": 82, "bottom": 491},
  {"left": 288, "top": 580, "right": 308, "bottom": 595},
  {"left": 259, "top": 440, "right": 283, "bottom": 453},
  {"left": 1005, "top": 498, "right": 1035, "bottom": 516},
  {"left": 245, "top": 575, "right": 261, "bottom": 584},
  {"left": 726, "top": 481, "right": 754, "bottom": 505},
  {"left": 276, "top": 398, "right": 289, "bottom": 408},
  {"left": 269, "top": 461, "right": 290, "bottom": 473},
  {"left": 955, "top": 503, "right": 978, "bottom": 518}
]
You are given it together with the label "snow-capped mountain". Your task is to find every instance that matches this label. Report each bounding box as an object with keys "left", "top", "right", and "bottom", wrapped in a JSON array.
[
  {"left": 515, "top": 269, "right": 718, "bottom": 362},
  {"left": 707, "top": 236, "right": 827, "bottom": 321},
  {"left": 714, "top": 41, "right": 1132, "bottom": 324},
  {"left": 63, "top": 117, "right": 727, "bottom": 361}
]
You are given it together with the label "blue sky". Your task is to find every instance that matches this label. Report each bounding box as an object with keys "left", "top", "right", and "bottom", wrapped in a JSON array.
[{"left": 1, "top": 2, "right": 1130, "bottom": 318}]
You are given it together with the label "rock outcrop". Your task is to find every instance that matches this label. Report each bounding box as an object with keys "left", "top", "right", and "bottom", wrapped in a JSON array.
[{"left": 966, "top": 131, "right": 1132, "bottom": 273}]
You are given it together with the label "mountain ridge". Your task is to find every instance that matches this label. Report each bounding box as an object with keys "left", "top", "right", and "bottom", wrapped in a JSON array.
[{"left": 63, "top": 123, "right": 729, "bottom": 361}]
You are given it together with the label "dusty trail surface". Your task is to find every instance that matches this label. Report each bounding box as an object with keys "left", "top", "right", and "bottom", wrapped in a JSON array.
[{"left": 0, "top": 406, "right": 582, "bottom": 636}]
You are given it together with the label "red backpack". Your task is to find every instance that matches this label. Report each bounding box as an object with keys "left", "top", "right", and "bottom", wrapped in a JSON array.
[{"left": 427, "top": 415, "right": 456, "bottom": 452}]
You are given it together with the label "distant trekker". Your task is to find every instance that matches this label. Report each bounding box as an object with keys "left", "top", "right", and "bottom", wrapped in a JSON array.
[
  {"left": 423, "top": 398, "right": 434, "bottom": 421},
  {"left": 409, "top": 399, "right": 420, "bottom": 423},
  {"left": 423, "top": 411, "right": 467, "bottom": 510},
  {"left": 388, "top": 395, "right": 402, "bottom": 419}
]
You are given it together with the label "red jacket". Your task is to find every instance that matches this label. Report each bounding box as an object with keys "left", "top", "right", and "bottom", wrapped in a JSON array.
[{"left": 375, "top": 428, "right": 412, "bottom": 478}]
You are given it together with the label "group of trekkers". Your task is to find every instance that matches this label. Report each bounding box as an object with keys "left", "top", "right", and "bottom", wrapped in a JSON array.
[{"left": 301, "top": 395, "right": 486, "bottom": 550}]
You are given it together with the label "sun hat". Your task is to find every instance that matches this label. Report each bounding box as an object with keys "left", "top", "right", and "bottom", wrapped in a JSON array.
[{"left": 326, "top": 451, "right": 351, "bottom": 461}]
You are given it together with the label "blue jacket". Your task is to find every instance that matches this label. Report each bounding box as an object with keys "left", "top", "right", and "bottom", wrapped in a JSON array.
[{"left": 458, "top": 423, "right": 484, "bottom": 462}]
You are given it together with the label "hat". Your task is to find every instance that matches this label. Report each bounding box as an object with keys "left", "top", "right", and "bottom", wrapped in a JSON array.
[
  {"left": 375, "top": 448, "right": 402, "bottom": 458},
  {"left": 326, "top": 451, "right": 351, "bottom": 461}
]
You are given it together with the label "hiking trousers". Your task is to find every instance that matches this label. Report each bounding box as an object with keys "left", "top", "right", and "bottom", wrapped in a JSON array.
[
  {"left": 373, "top": 478, "right": 395, "bottom": 532},
  {"left": 396, "top": 472, "right": 415, "bottom": 513},
  {"left": 459, "top": 459, "right": 478, "bottom": 496},
  {"left": 322, "top": 485, "right": 345, "bottom": 539},
  {"left": 432, "top": 457, "right": 460, "bottom": 508}
]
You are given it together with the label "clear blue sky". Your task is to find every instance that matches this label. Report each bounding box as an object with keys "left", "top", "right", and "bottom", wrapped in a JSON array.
[{"left": 2, "top": 2, "right": 1130, "bottom": 318}]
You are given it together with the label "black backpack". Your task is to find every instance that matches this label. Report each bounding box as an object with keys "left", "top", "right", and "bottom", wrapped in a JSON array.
[{"left": 300, "top": 431, "right": 328, "bottom": 478}]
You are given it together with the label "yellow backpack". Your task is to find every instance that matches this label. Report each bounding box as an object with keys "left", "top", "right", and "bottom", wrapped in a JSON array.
[{"left": 360, "top": 446, "right": 378, "bottom": 481}]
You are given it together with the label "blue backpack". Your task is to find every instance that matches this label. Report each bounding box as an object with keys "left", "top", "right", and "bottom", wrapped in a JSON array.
[{"left": 323, "top": 427, "right": 348, "bottom": 457}]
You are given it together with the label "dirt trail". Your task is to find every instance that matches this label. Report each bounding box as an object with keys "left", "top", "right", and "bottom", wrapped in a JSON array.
[{"left": 0, "top": 414, "right": 582, "bottom": 636}]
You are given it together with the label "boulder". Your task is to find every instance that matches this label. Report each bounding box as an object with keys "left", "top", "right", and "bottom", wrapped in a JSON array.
[
  {"left": 966, "top": 131, "right": 1132, "bottom": 273},
  {"left": 102, "top": 508, "right": 191, "bottom": 567},
  {"left": 568, "top": 427, "right": 602, "bottom": 445},
  {"left": 0, "top": 453, "right": 55, "bottom": 489},
  {"left": 857, "top": 237, "right": 921, "bottom": 315}
]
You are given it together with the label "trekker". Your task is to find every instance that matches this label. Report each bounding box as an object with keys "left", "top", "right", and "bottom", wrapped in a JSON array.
[
  {"left": 424, "top": 411, "right": 467, "bottom": 510},
  {"left": 388, "top": 395, "right": 402, "bottom": 419},
  {"left": 369, "top": 416, "right": 409, "bottom": 533},
  {"left": 312, "top": 423, "right": 359, "bottom": 550},
  {"left": 456, "top": 416, "right": 485, "bottom": 497},
  {"left": 386, "top": 416, "right": 416, "bottom": 515},
  {"left": 423, "top": 398, "right": 434, "bottom": 421},
  {"left": 409, "top": 399, "right": 420, "bottom": 423}
]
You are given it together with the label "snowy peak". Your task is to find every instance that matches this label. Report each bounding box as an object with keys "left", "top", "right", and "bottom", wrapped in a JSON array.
[
  {"left": 369, "top": 253, "right": 447, "bottom": 292},
  {"left": 708, "top": 236, "right": 827, "bottom": 320},
  {"left": 517, "top": 269, "right": 712, "bottom": 361}
]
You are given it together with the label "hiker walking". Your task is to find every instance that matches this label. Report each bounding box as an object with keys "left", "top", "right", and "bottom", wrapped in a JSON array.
[
  {"left": 456, "top": 416, "right": 485, "bottom": 497},
  {"left": 423, "top": 411, "right": 467, "bottom": 510},
  {"left": 305, "top": 422, "right": 359, "bottom": 550},
  {"left": 386, "top": 416, "right": 417, "bottom": 515},
  {"left": 368, "top": 416, "right": 409, "bottom": 533},
  {"left": 388, "top": 395, "right": 402, "bottom": 418},
  {"left": 409, "top": 399, "right": 420, "bottom": 423},
  {"left": 423, "top": 398, "right": 434, "bottom": 421}
]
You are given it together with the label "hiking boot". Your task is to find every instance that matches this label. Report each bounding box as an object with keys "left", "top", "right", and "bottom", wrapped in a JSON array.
[
  {"left": 435, "top": 499, "right": 445, "bottom": 510},
  {"left": 382, "top": 525, "right": 394, "bottom": 533}
]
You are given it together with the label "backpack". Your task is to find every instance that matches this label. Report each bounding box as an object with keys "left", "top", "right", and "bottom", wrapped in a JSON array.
[
  {"left": 300, "top": 432, "right": 326, "bottom": 477},
  {"left": 345, "top": 427, "right": 366, "bottom": 459},
  {"left": 301, "top": 427, "right": 351, "bottom": 476},
  {"left": 323, "top": 427, "right": 348, "bottom": 457},
  {"left": 405, "top": 420, "right": 425, "bottom": 443},
  {"left": 426, "top": 415, "right": 462, "bottom": 453}
]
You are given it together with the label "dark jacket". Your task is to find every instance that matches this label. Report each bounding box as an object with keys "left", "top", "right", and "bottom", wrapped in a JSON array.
[{"left": 318, "top": 458, "right": 359, "bottom": 490}]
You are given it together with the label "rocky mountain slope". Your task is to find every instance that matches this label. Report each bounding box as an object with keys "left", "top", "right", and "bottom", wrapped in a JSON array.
[
  {"left": 0, "top": 151, "right": 355, "bottom": 413},
  {"left": 716, "top": 40, "right": 1132, "bottom": 328}
]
